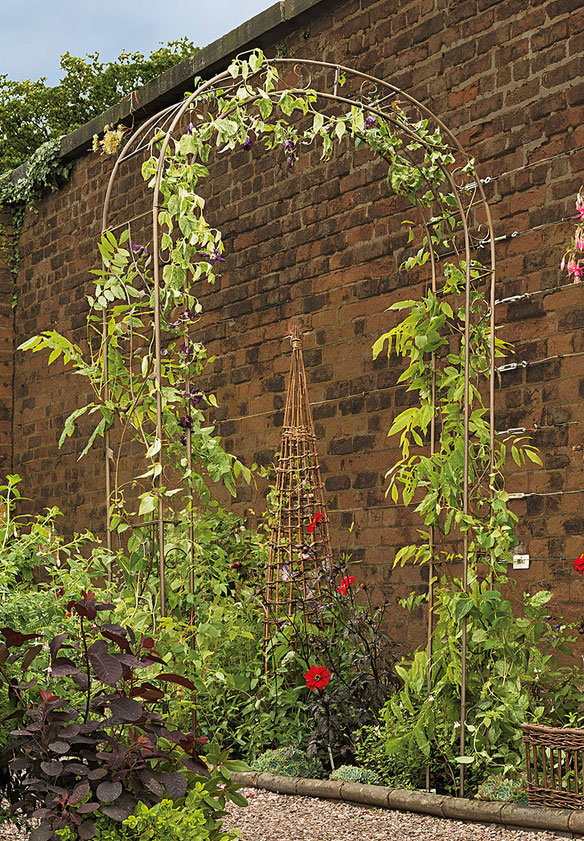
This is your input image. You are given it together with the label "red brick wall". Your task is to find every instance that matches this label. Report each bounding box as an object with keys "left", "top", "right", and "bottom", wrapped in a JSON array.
[
  {"left": 11, "top": 0, "right": 584, "bottom": 643},
  {"left": 0, "top": 210, "right": 13, "bottom": 475}
]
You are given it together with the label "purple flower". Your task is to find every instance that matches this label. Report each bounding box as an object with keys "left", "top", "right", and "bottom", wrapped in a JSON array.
[
  {"left": 186, "top": 122, "right": 194, "bottom": 135},
  {"left": 179, "top": 433, "right": 187, "bottom": 445},
  {"left": 283, "top": 137, "right": 295, "bottom": 153},
  {"left": 364, "top": 114, "right": 377, "bottom": 128},
  {"left": 184, "top": 390, "right": 202, "bottom": 406},
  {"left": 131, "top": 241, "right": 148, "bottom": 256},
  {"left": 242, "top": 135, "right": 255, "bottom": 151},
  {"left": 179, "top": 344, "right": 194, "bottom": 359},
  {"left": 208, "top": 247, "right": 226, "bottom": 266},
  {"left": 168, "top": 308, "right": 199, "bottom": 330},
  {"left": 178, "top": 415, "right": 193, "bottom": 429}
]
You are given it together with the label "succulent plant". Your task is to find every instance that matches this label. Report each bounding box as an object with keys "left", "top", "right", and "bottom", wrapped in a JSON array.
[
  {"left": 477, "top": 773, "right": 528, "bottom": 805},
  {"left": 329, "top": 765, "right": 383, "bottom": 785},
  {"left": 252, "top": 747, "right": 324, "bottom": 779}
]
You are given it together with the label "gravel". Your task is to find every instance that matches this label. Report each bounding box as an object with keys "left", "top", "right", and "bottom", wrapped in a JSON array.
[
  {"left": 0, "top": 821, "right": 27, "bottom": 841},
  {"left": 0, "top": 790, "right": 569, "bottom": 840},
  {"left": 224, "top": 788, "right": 568, "bottom": 841}
]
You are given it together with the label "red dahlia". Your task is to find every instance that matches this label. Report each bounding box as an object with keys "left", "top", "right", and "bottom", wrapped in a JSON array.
[{"left": 303, "top": 665, "right": 331, "bottom": 691}]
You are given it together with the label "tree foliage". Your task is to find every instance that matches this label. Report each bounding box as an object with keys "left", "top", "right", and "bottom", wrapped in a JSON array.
[{"left": 0, "top": 39, "right": 197, "bottom": 173}]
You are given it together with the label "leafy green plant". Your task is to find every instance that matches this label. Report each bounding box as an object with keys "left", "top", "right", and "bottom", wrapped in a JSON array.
[
  {"left": 56, "top": 788, "right": 240, "bottom": 841},
  {"left": 0, "top": 39, "right": 198, "bottom": 174},
  {"left": 1, "top": 590, "right": 247, "bottom": 840},
  {"left": 369, "top": 139, "right": 584, "bottom": 794},
  {"left": 252, "top": 747, "right": 324, "bottom": 779},
  {"left": 329, "top": 765, "right": 383, "bottom": 785},
  {"left": 353, "top": 724, "right": 423, "bottom": 789}
]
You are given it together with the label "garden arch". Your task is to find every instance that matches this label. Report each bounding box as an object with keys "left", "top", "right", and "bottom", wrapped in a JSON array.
[{"left": 100, "top": 55, "right": 498, "bottom": 794}]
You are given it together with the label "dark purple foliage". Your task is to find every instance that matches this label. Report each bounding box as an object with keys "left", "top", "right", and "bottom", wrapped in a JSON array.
[{"left": 1, "top": 593, "right": 207, "bottom": 840}]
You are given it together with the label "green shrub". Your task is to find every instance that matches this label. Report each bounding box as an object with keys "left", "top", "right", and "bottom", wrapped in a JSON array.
[
  {"left": 124, "top": 797, "right": 237, "bottom": 841},
  {"left": 477, "top": 773, "right": 528, "bottom": 805},
  {"left": 55, "top": 784, "right": 242, "bottom": 841},
  {"left": 252, "top": 746, "right": 324, "bottom": 779},
  {"left": 353, "top": 725, "right": 422, "bottom": 789},
  {"left": 329, "top": 765, "right": 383, "bottom": 785}
]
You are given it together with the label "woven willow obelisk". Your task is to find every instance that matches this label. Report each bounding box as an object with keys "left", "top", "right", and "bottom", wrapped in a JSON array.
[{"left": 263, "top": 322, "right": 332, "bottom": 650}]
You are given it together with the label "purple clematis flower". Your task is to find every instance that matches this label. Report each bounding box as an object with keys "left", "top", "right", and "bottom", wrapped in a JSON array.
[
  {"left": 364, "top": 114, "right": 377, "bottom": 128},
  {"left": 242, "top": 135, "right": 255, "bottom": 150},
  {"left": 208, "top": 247, "right": 226, "bottom": 266},
  {"left": 178, "top": 415, "right": 193, "bottom": 429},
  {"left": 131, "top": 241, "right": 148, "bottom": 256},
  {"left": 186, "top": 122, "right": 195, "bottom": 135},
  {"left": 184, "top": 391, "right": 202, "bottom": 406}
]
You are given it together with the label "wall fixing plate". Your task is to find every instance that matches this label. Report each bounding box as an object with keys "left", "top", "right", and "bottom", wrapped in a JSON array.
[{"left": 512, "top": 554, "right": 530, "bottom": 570}]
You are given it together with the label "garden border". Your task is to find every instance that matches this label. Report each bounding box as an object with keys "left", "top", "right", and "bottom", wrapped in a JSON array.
[{"left": 230, "top": 771, "right": 584, "bottom": 837}]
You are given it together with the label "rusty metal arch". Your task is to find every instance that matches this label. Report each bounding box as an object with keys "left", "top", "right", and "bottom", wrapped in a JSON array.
[{"left": 101, "top": 57, "right": 497, "bottom": 795}]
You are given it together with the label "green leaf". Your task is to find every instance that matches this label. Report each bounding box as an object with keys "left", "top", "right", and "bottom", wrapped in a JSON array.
[
  {"left": 454, "top": 597, "right": 473, "bottom": 621},
  {"left": 257, "top": 97, "right": 273, "bottom": 120},
  {"left": 138, "top": 495, "right": 157, "bottom": 516}
]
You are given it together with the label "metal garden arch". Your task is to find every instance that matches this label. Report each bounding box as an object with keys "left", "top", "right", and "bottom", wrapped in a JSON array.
[{"left": 101, "top": 57, "right": 497, "bottom": 795}]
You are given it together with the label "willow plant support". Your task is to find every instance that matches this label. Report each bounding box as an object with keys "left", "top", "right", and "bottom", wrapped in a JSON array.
[
  {"left": 100, "top": 57, "right": 497, "bottom": 794},
  {"left": 263, "top": 321, "right": 333, "bottom": 662}
]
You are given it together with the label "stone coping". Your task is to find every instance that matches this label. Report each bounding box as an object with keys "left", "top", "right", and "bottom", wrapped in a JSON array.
[
  {"left": 6, "top": 0, "right": 326, "bottom": 184},
  {"left": 230, "top": 771, "right": 584, "bottom": 837}
]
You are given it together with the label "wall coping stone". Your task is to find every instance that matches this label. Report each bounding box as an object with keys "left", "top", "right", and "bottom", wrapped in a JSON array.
[
  {"left": 230, "top": 771, "right": 583, "bottom": 836},
  {"left": 4, "top": 0, "right": 326, "bottom": 187}
]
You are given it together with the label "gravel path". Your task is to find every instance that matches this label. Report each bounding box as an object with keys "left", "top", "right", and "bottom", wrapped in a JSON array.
[
  {"left": 224, "top": 788, "right": 567, "bottom": 841},
  {"left": 0, "top": 790, "right": 569, "bottom": 840}
]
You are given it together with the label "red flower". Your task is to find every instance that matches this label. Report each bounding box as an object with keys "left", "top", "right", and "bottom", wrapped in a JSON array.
[
  {"left": 574, "top": 554, "right": 584, "bottom": 575},
  {"left": 303, "top": 665, "right": 331, "bottom": 691},
  {"left": 336, "top": 575, "right": 355, "bottom": 595},
  {"left": 307, "top": 512, "right": 324, "bottom": 534}
]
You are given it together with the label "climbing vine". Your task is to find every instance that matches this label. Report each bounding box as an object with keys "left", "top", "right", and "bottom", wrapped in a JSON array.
[{"left": 21, "top": 51, "right": 469, "bottom": 542}]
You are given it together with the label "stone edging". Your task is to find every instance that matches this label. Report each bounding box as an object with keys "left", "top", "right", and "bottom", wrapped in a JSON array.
[{"left": 230, "top": 771, "right": 584, "bottom": 837}]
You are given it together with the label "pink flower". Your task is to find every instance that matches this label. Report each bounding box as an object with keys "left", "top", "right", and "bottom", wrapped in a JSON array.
[
  {"left": 568, "top": 260, "right": 584, "bottom": 283},
  {"left": 337, "top": 575, "right": 356, "bottom": 595}
]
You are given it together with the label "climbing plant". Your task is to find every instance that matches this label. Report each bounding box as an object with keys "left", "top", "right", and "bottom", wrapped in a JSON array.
[
  {"left": 15, "top": 49, "right": 567, "bottom": 791},
  {"left": 369, "top": 156, "right": 584, "bottom": 792},
  {"left": 21, "top": 50, "right": 470, "bottom": 550}
]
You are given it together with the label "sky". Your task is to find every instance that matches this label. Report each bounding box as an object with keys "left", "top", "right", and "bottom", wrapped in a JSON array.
[{"left": 0, "top": 0, "right": 274, "bottom": 83}]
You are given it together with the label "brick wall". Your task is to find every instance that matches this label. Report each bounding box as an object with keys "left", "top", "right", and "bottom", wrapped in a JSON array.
[
  {"left": 0, "top": 210, "right": 13, "bottom": 476},
  {"left": 10, "top": 0, "right": 584, "bottom": 644}
]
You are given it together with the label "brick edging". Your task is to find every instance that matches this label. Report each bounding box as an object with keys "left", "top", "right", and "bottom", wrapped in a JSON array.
[{"left": 230, "top": 771, "right": 584, "bottom": 837}]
